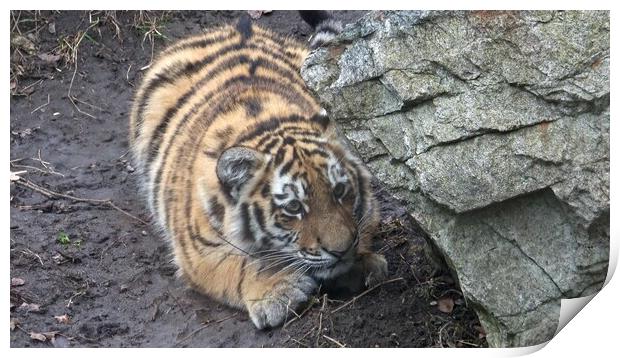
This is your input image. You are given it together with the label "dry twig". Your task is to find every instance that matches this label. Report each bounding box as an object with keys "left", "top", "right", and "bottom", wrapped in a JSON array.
[
  {"left": 30, "top": 94, "right": 50, "bottom": 114},
  {"left": 13, "top": 177, "right": 147, "bottom": 225},
  {"left": 174, "top": 313, "right": 237, "bottom": 346},
  {"left": 323, "top": 334, "right": 346, "bottom": 348},
  {"left": 331, "top": 277, "right": 404, "bottom": 314}
]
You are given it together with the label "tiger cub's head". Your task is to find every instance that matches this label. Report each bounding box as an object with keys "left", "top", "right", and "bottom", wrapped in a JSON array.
[{"left": 215, "top": 116, "right": 378, "bottom": 280}]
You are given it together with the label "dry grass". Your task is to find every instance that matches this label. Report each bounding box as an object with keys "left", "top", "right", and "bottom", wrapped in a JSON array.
[
  {"left": 10, "top": 10, "right": 171, "bottom": 95},
  {"left": 10, "top": 11, "right": 47, "bottom": 95},
  {"left": 131, "top": 11, "right": 170, "bottom": 70}
]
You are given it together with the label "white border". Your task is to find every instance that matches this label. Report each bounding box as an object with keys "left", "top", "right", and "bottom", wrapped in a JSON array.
[{"left": 5, "top": 1, "right": 616, "bottom": 356}]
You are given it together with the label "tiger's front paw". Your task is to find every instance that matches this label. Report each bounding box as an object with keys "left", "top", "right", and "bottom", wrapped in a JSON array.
[
  {"left": 246, "top": 275, "right": 317, "bottom": 329},
  {"left": 359, "top": 253, "right": 388, "bottom": 287}
]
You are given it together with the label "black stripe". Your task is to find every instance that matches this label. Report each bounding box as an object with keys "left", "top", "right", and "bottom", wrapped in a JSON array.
[
  {"left": 209, "top": 196, "right": 225, "bottom": 227},
  {"left": 261, "top": 137, "right": 280, "bottom": 153},
  {"left": 244, "top": 98, "right": 262, "bottom": 117},
  {"left": 273, "top": 147, "right": 286, "bottom": 166},
  {"left": 279, "top": 157, "right": 296, "bottom": 175},
  {"left": 192, "top": 234, "right": 222, "bottom": 247},
  {"left": 302, "top": 147, "right": 329, "bottom": 158},
  {"left": 296, "top": 136, "right": 330, "bottom": 147},
  {"left": 245, "top": 57, "right": 305, "bottom": 88},
  {"left": 252, "top": 203, "right": 266, "bottom": 232},
  {"left": 255, "top": 127, "right": 321, "bottom": 150},
  {"left": 252, "top": 36, "right": 300, "bottom": 71},
  {"left": 236, "top": 114, "right": 304, "bottom": 144},
  {"left": 261, "top": 183, "right": 271, "bottom": 198},
  {"left": 204, "top": 150, "right": 219, "bottom": 158},
  {"left": 310, "top": 113, "right": 330, "bottom": 129},
  {"left": 215, "top": 126, "right": 234, "bottom": 142},
  {"left": 249, "top": 59, "right": 259, "bottom": 75}
]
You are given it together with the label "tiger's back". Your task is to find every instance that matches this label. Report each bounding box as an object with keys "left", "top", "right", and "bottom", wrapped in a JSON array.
[
  {"left": 129, "top": 14, "right": 387, "bottom": 329},
  {"left": 130, "top": 18, "right": 316, "bottom": 222}
]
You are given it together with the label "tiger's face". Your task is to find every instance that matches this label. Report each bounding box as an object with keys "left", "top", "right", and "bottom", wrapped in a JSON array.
[{"left": 216, "top": 133, "right": 377, "bottom": 280}]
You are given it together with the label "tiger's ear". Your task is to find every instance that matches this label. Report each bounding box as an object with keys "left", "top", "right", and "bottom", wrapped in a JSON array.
[{"left": 216, "top": 146, "right": 264, "bottom": 201}]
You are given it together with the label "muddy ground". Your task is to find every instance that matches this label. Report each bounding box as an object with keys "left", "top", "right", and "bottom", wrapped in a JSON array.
[{"left": 9, "top": 11, "right": 487, "bottom": 348}]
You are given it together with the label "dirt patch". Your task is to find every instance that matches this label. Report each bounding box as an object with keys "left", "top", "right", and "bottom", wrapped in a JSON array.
[{"left": 10, "top": 10, "right": 487, "bottom": 348}]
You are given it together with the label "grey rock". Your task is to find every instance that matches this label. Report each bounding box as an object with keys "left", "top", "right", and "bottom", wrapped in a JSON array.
[{"left": 302, "top": 10, "right": 609, "bottom": 347}]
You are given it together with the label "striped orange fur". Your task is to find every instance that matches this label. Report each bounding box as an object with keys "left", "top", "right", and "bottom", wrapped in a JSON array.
[{"left": 129, "top": 16, "right": 387, "bottom": 329}]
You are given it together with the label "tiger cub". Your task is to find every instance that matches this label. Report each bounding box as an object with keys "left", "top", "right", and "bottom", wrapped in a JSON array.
[{"left": 129, "top": 11, "right": 387, "bottom": 329}]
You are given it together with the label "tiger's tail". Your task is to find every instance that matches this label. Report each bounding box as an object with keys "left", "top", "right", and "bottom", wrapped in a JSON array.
[{"left": 299, "top": 10, "right": 343, "bottom": 49}]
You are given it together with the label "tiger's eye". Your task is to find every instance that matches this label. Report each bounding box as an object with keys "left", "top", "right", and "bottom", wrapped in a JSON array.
[
  {"left": 284, "top": 200, "right": 303, "bottom": 215},
  {"left": 333, "top": 183, "right": 346, "bottom": 199}
]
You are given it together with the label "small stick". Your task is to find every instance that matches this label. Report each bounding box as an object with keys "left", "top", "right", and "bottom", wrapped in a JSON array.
[
  {"left": 174, "top": 313, "right": 237, "bottom": 346},
  {"left": 315, "top": 293, "right": 327, "bottom": 346},
  {"left": 291, "top": 338, "right": 309, "bottom": 347},
  {"left": 14, "top": 178, "right": 147, "bottom": 225},
  {"left": 283, "top": 296, "right": 318, "bottom": 328},
  {"left": 166, "top": 289, "right": 186, "bottom": 315},
  {"left": 20, "top": 79, "right": 43, "bottom": 94},
  {"left": 30, "top": 94, "right": 50, "bottom": 114},
  {"left": 331, "top": 277, "right": 404, "bottom": 314},
  {"left": 11, "top": 163, "right": 63, "bottom": 177},
  {"left": 323, "top": 334, "right": 346, "bottom": 348},
  {"left": 456, "top": 340, "right": 480, "bottom": 347},
  {"left": 66, "top": 291, "right": 86, "bottom": 308},
  {"left": 21, "top": 248, "right": 44, "bottom": 267},
  {"left": 399, "top": 253, "right": 421, "bottom": 284}
]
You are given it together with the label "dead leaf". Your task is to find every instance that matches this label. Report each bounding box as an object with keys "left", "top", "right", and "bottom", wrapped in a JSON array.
[
  {"left": 54, "top": 314, "right": 71, "bottom": 324},
  {"left": 29, "top": 331, "right": 59, "bottom": 342},
  {"left": 474, "top": 325, "right": 486, "bottom": 338},
  {"left": 30, "top": 332, "right": 47, "bottom": 342},
  {"left": 437, "top": 296, "right": 454, "bottom": 314},
  {"left": 10, "top": 170, "right": 26, "bottom": 182},
  {"left": 52, "top": 253, "right": 66, "bottom": 265},
  {"left": 11, "top": 34, "right": 37, "bottom": 55},
  {"left": 48, "top": 22, "right": 56, "bottom": 34},
  {"left": 19, "top": 302, "right": 41, "bottom": 313},
  {"left": 10, "top": 318, "right": 19, "bottom": 331},
  {"left": 37, "top": 53, "right": 62, "bottom": 64},
  {"left": 11, "top": 277, "right": 25, "bottom": 286}
]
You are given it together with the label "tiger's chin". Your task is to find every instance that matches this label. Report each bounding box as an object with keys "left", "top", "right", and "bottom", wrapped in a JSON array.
[
  {"left": 310, "top": 259, "right": 355, "bottom": 280},
  {"left": 313, "top": 252, "right": 389, "bottom": 295}
]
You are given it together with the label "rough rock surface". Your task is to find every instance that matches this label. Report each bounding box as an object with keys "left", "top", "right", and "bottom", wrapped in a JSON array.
[{"left": 301, "top": 10, "right": 609, "bottom": 347}]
